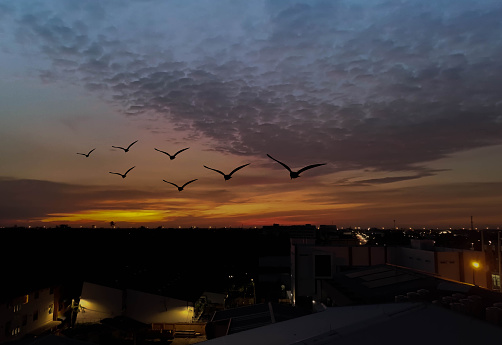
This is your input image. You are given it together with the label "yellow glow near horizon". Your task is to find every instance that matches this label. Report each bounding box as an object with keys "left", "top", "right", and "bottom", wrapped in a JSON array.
[
  {"left": 42, "top": 209, "right": 166, "bottom": 223},
  {"left": 199, "top": 200, "right": 366, "bottom": 219},
  {"left": 37, "top": 189, "right": 368, "bottom": 226}
]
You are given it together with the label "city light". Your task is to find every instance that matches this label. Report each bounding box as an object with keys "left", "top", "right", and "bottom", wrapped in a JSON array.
[{"left": 472, "top": 261, "right": 480, "bottom": 285}]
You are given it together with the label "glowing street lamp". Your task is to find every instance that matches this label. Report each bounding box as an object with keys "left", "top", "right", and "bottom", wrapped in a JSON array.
[{"left": 472, "top": 261, "right": 480, "bottom": 285}]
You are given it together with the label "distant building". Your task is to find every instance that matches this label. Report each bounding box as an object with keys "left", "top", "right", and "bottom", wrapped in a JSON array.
[
  {"left": 290, "top": 237, "right": 496, "bottom": 307},
  {"left": 290, "top": 238, "right": 388, "bottom": 307},
  {"left": 0, "top": 286, "right": 63, "bottom": 343}
]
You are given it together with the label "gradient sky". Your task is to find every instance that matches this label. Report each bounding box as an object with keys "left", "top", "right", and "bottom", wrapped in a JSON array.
[{"left": 1, "top": 0, "right": 502, "bottom": 229}]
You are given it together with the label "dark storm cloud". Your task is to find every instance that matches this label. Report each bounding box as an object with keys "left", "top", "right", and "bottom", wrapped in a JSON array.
[
  {"left": 0, "top": 178, "right": 150, "bottom": 221},
  {"left": 0, "top": 177, "right": 247, "bottom": 224},
  {"left": 341, "top": 169, "right": 446, "bottom": 187},
  {"left": 7, "top": 0, "right": 502, "bottom": 176}
]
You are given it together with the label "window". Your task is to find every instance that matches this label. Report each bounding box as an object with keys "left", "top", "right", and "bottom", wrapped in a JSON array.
[
  {"left": 315, "top": 255, "right": 331, "bottom": 277},
  {"left": 33, "top": 310, "right": 38, "bottom": 321},
  {"left": 34, "top": 291, "right": 39, "bottom": 299},
  {"left": 22, "top": 315, "right": 27, "bottom": 326},
  {"left": 492, "top": 274, "right": 500, "bottom": 289},
  {"left": 48, "top": 304, "right": 53, "bottom": 315}
]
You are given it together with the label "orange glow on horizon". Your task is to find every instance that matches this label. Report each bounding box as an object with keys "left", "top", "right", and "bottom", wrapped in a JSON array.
[
  {"left": 33, "top": 190, "right": 367, "bottom": 227},
  {"left": 42, "top": 209, "right": 167, "bottom": 223}
]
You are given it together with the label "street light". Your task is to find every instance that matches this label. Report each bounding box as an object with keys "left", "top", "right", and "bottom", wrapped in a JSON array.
[{"left": 472, "top": 261, "right": 480, "bottom": 285}]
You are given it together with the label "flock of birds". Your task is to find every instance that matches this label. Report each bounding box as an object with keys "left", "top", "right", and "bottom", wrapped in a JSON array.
[{"left": 77, "top": 140, "right": 326, "bottom": 191}]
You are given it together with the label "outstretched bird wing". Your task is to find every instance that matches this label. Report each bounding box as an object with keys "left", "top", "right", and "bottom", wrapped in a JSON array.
[
  {"left": 77, "top": 148, "right": 95, "bottom": 156},
  {"left": 162, "top": 180, "right": 179, "bottom": 188},
  {"left": 182, "top": 179, "right": 198, "bottom": 188},
  {"left": 124, "top": 166, "right": 136, "bottom": 175},
  {"left": 173, "top": 147, "right": 190, "bottom": 157},
  {"left": 126, "top": 140, "right": 138, "bottom": 150},
  {"left": 267, "top": 154, "right": 292, "bottom": 172},
  {"left": 112, "top": 145, "right": 125, "bottom": 150},
  {"left": 154, "top": 148, "right": 170, "bottom": 155},
  {"left": 297, "top": 163, "right": 326, "bottom": 174},
  {"left": 203, "top": 165, "right": 225, "bottom": 176},
  {"left": 228, "top": 163, "right": 250, "bottom": 176},
  {"left": 109, "top": 172, "right": 121, "bottom": 176}
]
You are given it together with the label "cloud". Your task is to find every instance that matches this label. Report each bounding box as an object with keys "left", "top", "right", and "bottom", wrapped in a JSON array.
[{"left": 5, "top": 0, "right": 502, "bottom": 178}]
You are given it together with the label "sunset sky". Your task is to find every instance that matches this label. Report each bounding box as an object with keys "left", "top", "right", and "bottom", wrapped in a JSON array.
[{"left": 1, "top": 0, "right": 502, "bottom": 229}]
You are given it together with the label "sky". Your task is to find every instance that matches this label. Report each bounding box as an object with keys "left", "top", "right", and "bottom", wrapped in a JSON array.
[{"left": 1, "top": 0, "right": 502, "bottom": 229}]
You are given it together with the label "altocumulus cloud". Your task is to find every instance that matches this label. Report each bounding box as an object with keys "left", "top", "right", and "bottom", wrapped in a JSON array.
[{"left": 3, "top": 0, "right": 502, "bottom": 179}]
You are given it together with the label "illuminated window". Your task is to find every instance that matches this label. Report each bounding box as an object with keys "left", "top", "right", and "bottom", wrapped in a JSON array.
[
  {"left": 48, "top": 304, "right": 53, "bottom": 314},
  {"left": 492, "top": 274, "right": 500, "bottom": 289}
]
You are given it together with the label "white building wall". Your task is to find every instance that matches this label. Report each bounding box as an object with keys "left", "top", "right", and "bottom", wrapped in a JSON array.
[
  {"left": 77, "top": 282, "right": 123, "bottom": 324},
  {"left": 387, "top": 247, "right": 435, "bottom": 273},
  {"left": 352, "top": 247, "right": 370, "bottom": 266},
  {"left": 77, "top": 282, "right": 195, "bottom": 325},
  {"left": 0, "top": 287, "right": 57, "bottom": 343},
  {"left": 370, "top": 247, "right": 386, "bottom": 265},
  {"left": 125, "top": 289, "right": 194, "bottom": 324},
  {"left": 436, "top": 251, "right": 461, "bottom": 281}
]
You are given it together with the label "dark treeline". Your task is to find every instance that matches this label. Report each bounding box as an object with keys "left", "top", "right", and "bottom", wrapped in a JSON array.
[{"left": 1, "top": 226, "right": 291, "bottom": 302}]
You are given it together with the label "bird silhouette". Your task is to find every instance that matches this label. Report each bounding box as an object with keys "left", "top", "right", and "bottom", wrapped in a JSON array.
[
  {"left": 77, "top": 148, "right": 95, "bottom": 157},
  {"left": 267, "top": 154, "right": 326, "bottom": 179},
  {"left": 112, "top": 140, "right": 138, "bottom": 152},
  {"left": 163, "top": 179, "right": 198, "bottom": 191},
  {"left": 154, "top": 147, "right": 189, "bottom": 160},
  {"left": 109, "top": 166, "right": 135, "bottom": 178},
  {"left": 203, "top": 163, "right": 250, "bottom": 181}
]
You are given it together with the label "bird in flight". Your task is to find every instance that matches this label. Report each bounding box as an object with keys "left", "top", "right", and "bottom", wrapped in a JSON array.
[
  {"left": 154, "top": 147, "right": 190, "bottom": 160},
  {"left": 163, "top": 179, "right": 198, "bottom": 191},
  {"left": 112, "top": 140, "right": 138, "bottom": 152},
  {"left": 267, "top": 154, "right": 326, "bottom": 179},
  {"left": 76, "top": 148, "right": 95, "bottom": 157},
  {"left": 109, "top": 166, "right": 135, "bottom": 179},
  {"left": 203, "top": 163, "right": 250, "bottom": 181}
]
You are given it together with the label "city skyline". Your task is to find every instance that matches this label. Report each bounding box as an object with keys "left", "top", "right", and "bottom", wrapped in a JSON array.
[{"left": 1, "top": 0, "right": 502, "bottom": 229}]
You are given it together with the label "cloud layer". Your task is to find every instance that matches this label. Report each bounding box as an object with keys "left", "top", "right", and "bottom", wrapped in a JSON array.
[{"left": 3, "top": 0, "right": 502, "bottom": 177}]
